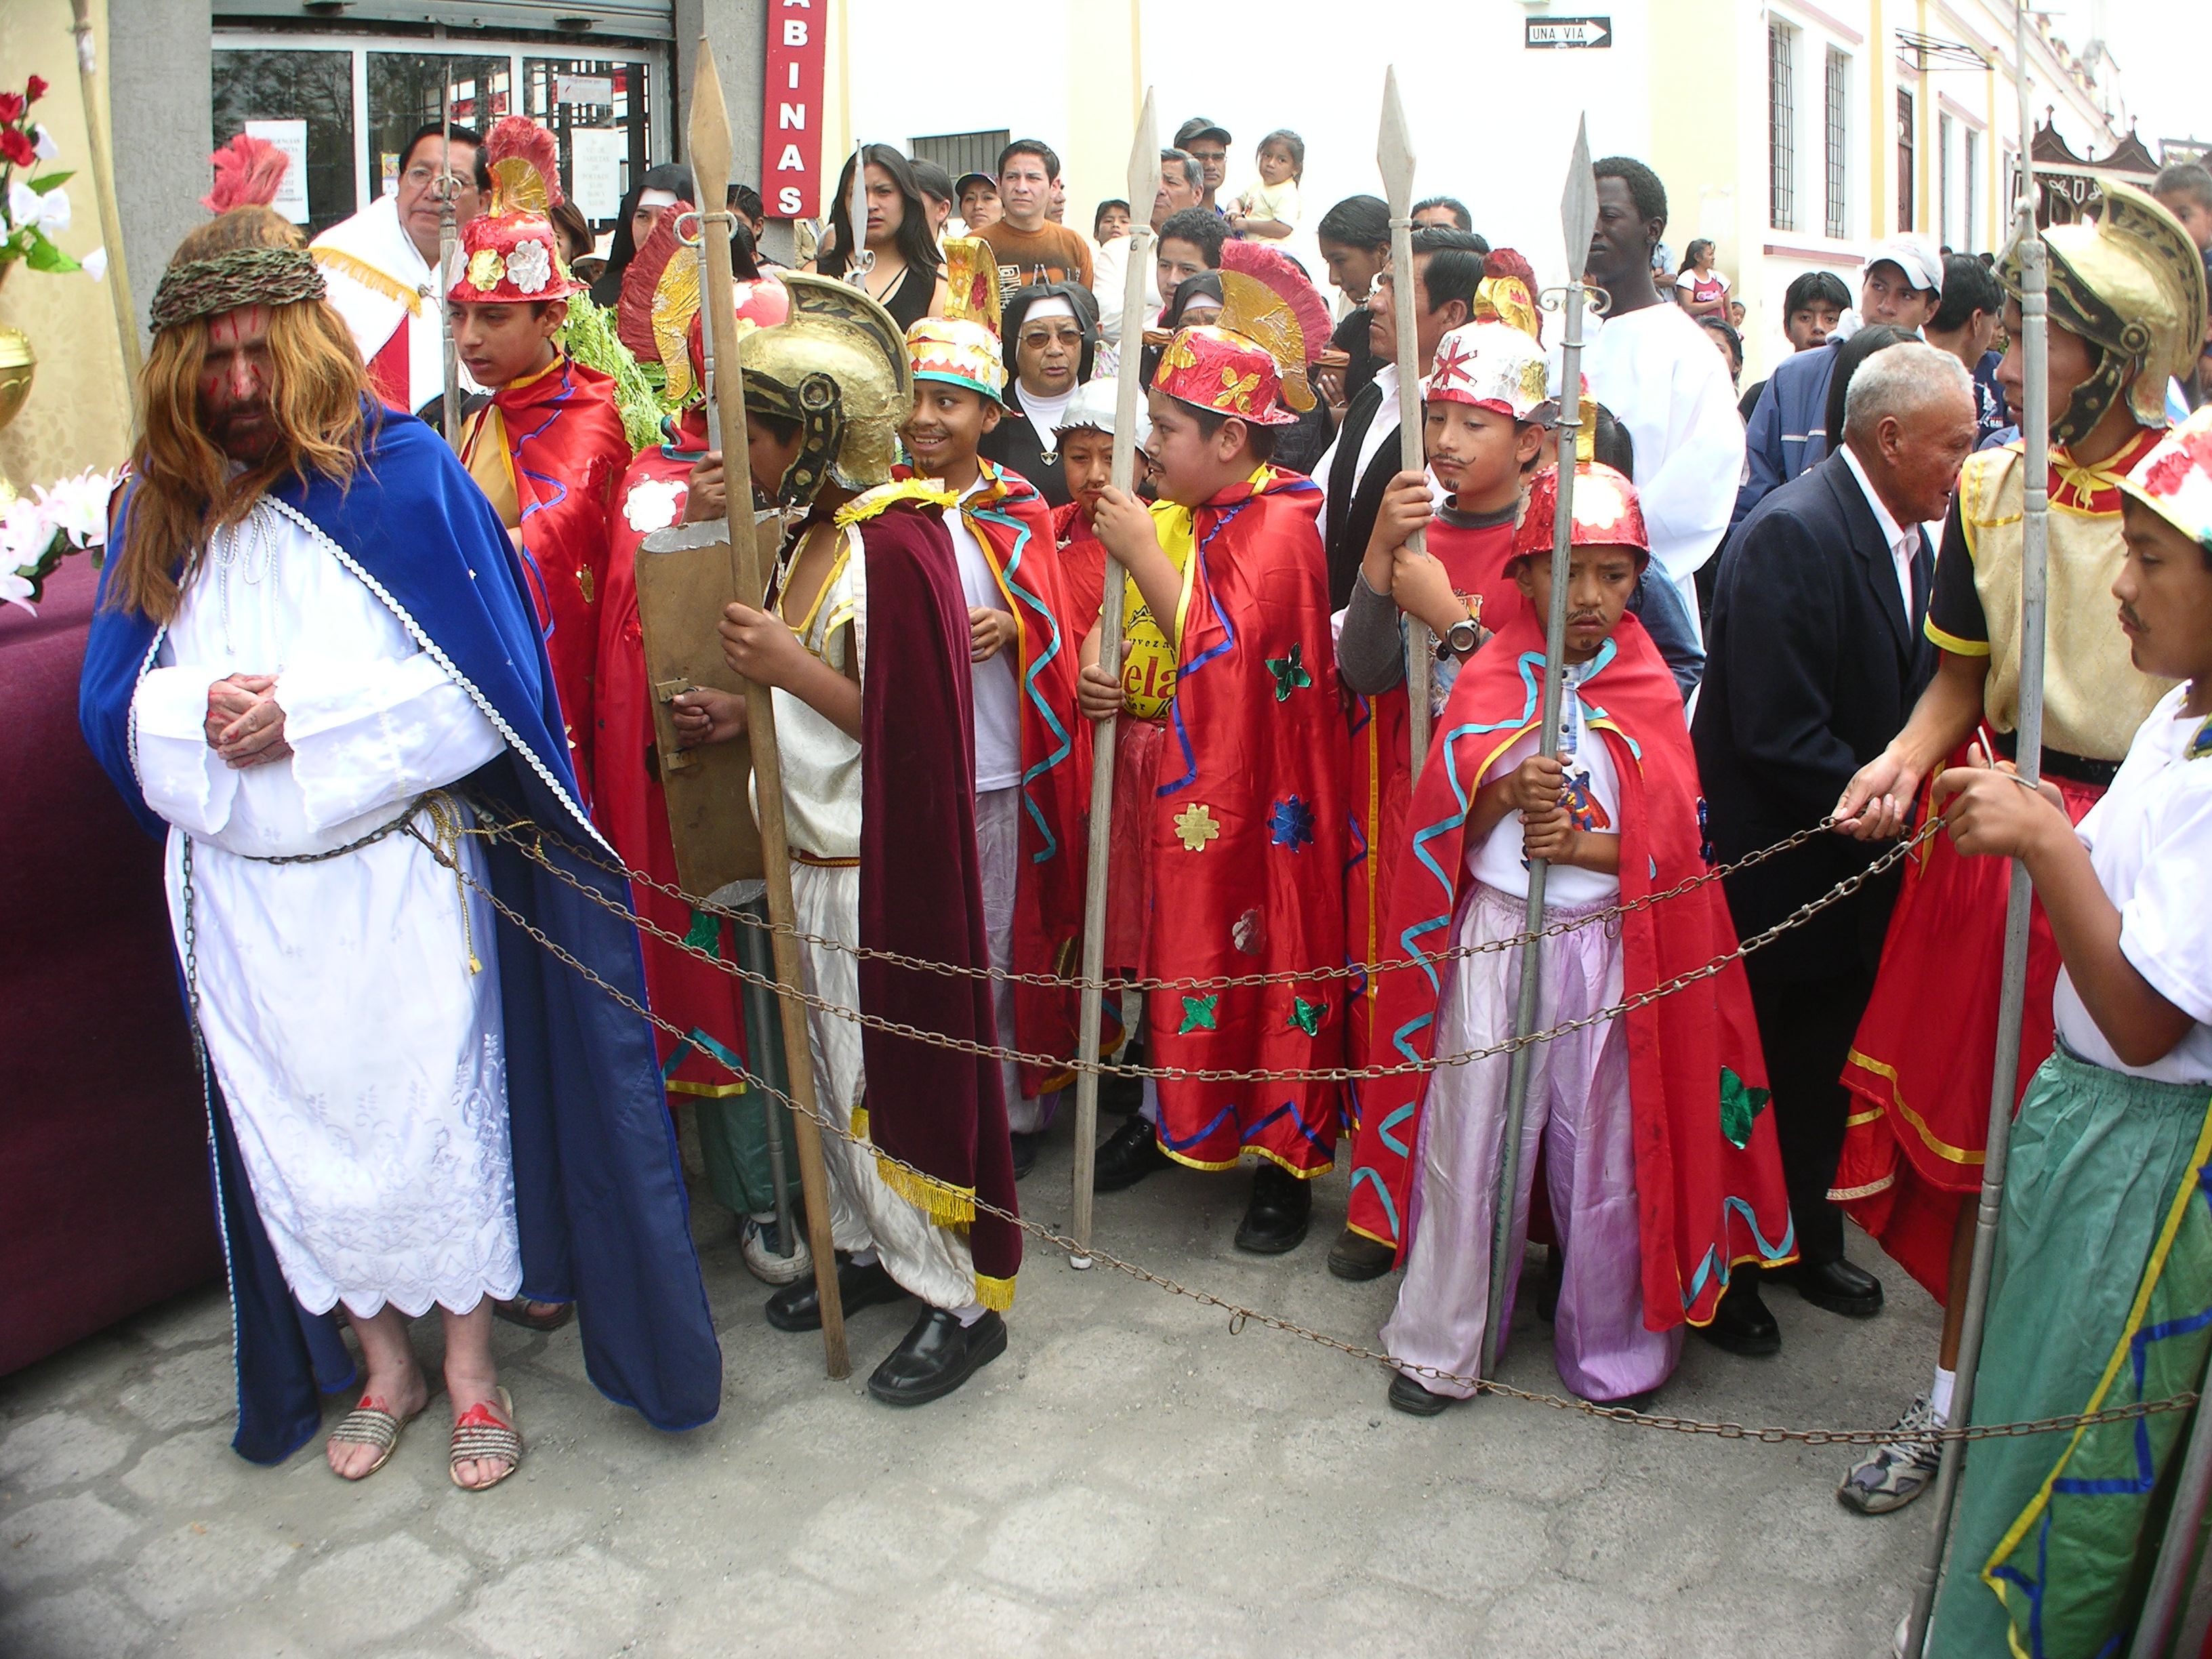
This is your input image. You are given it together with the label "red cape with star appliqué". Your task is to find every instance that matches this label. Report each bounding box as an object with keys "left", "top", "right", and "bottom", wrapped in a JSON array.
[
  {"left": 1343, "top": 508, "right": 1528, "bottom": 1133},
  {"left": 590, "top": 407, "right": 755, "bottom": 1103},
  {"left": 895, "top": 459, "right": 1092, "bottom": 1094},
  {"left": 458, "top": 353, "right": 631, "bottom": 803},
  {"left": 1141, "top": 466, "right": 1349, "bottom": 1176},
  {"left": 1348, "top": 607, "right": 1796, "bottom": 1328}
]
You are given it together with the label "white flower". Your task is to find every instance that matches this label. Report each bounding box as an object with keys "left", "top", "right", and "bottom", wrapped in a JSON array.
[
  {"left": 0, "top": 566, "right": 34, "bottom": 615},
  {"left": 6, "top": 180, "right": 67, "bottom": 235},
  {"left": 505, "top": 237, "right": 553, "bottom": 296},
  {"left": 35, "top": 469, "right": 115, "bottom": 549},
  {"left": 0, "top": 494, "right": 52, "bottom": 565},
  {"left": 80, "top": 247, "right": 105, "bottom": 282},
  {"left": 623, "top": 477, "right": 687, "bottom": 533},
  {"left": 31, "top": 124, "right": 56, "bottom": 161}
]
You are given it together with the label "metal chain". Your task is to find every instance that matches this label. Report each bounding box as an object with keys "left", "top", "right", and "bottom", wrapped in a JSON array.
[
  {"left": 415, "top": 827, "right": 2195, "bottom": 1450},
  {"left": 453, "top": 808, "right": 1938, "bottom": 1084},
  {"left": 462, "top": 804, "right": 1848, "bottom": 995}
]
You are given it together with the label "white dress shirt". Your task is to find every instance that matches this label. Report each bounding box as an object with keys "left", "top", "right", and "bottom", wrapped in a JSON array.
[{"left": 1837, "top": 441, "right": 1919, "bottom": 617}]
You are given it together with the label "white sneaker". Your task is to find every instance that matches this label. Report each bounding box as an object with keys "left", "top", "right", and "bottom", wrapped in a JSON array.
[
  {"left": 740, "top": 1214, "right": 813, "bottom": 1286},
  {"left": 1838, "top": 1393, "right": 1944, "bottom": 1514}
]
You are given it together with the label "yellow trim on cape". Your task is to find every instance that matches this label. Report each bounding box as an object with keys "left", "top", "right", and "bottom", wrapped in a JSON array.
[
  {"left": 1845, "top": 1047, "right": 1986, "bottom": 1166},
  {"left": 974, "top": 1273, "right": 1017, "bottom": 1312},
  {"left": 835, "top": 478, "right": 958, "bottom": 526},
  {"left": 874, "top": 1156, "right": 979, "bottom": 1227},
  {"left": 1982, "top": 1088, "right": 2212, "bottom": 1629},
  {"left": 1160, "top": 1142, "right": 1334, "bottom": 1177},
  {"left": 667, "top": 1078, "right": 749, "bottom": 1099},
  {"left": 312, "top": 246, "right": 426, "bottom": 314}
]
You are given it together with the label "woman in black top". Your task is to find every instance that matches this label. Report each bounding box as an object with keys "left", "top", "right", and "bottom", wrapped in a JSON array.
[
  {"left": 813, "top": 144, "right": 945, "bottom": 330},
  {"left": 590, "top": 163, "right": 695, "bottom": 308},
  {"left": 981, "top": 281, "right": 1100, "bottom": 506}
]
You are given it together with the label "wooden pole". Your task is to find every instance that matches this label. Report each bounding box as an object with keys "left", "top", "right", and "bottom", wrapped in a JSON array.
[
  {"left": 1377, "top": 68, "right": 1432, "bottom": 769},
  {"left": 688, "top": 41, "right": 848, "bottom": 1377},
  {"left": 68, "top": 1, "right": 139, "bottom": 386},
  {"left": 1069, "top": 88, "right": 1159, "bottom": 1267}
]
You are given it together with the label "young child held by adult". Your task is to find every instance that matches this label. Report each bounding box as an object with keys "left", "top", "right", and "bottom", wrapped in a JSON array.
[
  {"left": 1919, "top": 407, "right": 2212, "bottom": 1656},
  {"left": 1363, "top": 463, "right": 1795, "bottom": 1413},
  {"left": 1075, "top": 304, "right": 1348, "bottom": 1253},
  {"left": 1047, "top": 376, "right": 1151, "bottom": 642},
  {"left": 448, "top": 116, "right": 630, "bottom": 805},
  {"left": 899, "top": 242, "right": 1089, "bottom": 1176},
  {"left": 1231, "top": 129, "right": 1304, "bottom": 243}
]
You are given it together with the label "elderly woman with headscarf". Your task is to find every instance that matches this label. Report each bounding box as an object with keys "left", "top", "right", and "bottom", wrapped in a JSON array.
[{"left": 979, "top": 280, "right": 1101, "bottom": 506}]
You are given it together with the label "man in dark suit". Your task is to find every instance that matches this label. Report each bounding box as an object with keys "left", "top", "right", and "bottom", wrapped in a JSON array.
[{"left": 1692, "top": 342, "right": 1979, "bottom": 1354}]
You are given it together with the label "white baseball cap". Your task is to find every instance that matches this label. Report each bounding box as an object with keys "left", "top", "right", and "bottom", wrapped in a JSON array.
[
  {"left": 1862, "top": 233, "right": 1944, "bottom": 293},
  {"left": 1053, "top": 377, "right": 1152, "bottom": 447}
]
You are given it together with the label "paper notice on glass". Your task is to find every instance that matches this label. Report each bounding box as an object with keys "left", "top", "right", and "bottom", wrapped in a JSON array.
[
  {"left": 570, "top": 127, "right": 624, "bottom": 221},
  {"left": 556, "top": 73, "right": 613, "bottom": 107},
  {"left": 245, "top": 119, "right": 310, "bottom": 224}
]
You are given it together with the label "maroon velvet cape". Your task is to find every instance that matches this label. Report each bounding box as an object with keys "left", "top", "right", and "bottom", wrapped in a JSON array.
[{"left": 857, "top": 503, "right": 1021, "bottom": 1299}]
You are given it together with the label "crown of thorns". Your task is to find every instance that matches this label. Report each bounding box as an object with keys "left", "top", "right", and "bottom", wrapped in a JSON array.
[{"left": 148, "top": 245, "right": 327, "bottom": 332}]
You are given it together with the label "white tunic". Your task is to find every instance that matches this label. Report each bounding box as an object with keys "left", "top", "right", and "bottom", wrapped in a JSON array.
[{"left": 131, "top": 499, "right": 520, "bottom": 1319}]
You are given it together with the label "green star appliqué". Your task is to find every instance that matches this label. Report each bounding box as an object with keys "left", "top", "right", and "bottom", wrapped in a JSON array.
[
  {"left": 1288, "top": 996, "right": 1325, "bottom": 1036},
  {"left": 682, "top": 908, "right": 722, "bottom": 960},
  {"left": 1179, "top": 994, "right": 1219, "bottom": 1034},
  {"left": 1265, "top": 642, "right": 1313, "bottom": 703},
  {"left": 1719, "top": 1066, "right": 1772, "bottom": 1149}
]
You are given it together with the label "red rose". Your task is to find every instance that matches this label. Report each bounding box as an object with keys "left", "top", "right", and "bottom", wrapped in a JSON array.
[
  {"left": 2143, "top": 449, "right": 2194, "bottom": 499},
  {"left": 24, "top": 77, "right": 47, "bottom": 104},
  {"left": 0, "top": 129, "right": 35, "bottom": 168},
  {"left": 0, "top": 93, "right": 22, "bottom": 124}
]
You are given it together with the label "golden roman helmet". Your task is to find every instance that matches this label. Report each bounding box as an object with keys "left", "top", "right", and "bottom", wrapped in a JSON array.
[
  {"left": 1217, "top": 270, "right": 1315, "bottom": 412},
  {"left": 737, "top": 270, "right": 913, "bottom": 506},
  {"left": 1999, "top": 180, "right": 2209, "bottom": 445}
]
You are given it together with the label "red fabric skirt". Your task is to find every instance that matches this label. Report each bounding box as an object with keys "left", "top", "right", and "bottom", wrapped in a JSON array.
[
  {"left": 1105, "top": 715, "right": 1166, "bottom": 975},
  {"left": 1833, "top": 756, "right": 2104, "bottom": 1302}
]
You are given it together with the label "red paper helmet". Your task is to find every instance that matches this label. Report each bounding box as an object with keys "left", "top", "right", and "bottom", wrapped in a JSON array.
[
  {"left": 1153, "top": 324, "right": 1299, "bottom": 427},
  {"left": 1510, "top": 462, "right": 1649, "bottom": 562},
  {"left": 448, "top": 117, "right": 583, "bottom": 305}
]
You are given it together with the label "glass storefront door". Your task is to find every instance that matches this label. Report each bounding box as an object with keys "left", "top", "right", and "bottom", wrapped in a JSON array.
[
  {"left": 366, "top": 54, "right": 512, "bottom": 204},
  {"left": 209, "top": 47, "right": 357, "bottom": 237}
]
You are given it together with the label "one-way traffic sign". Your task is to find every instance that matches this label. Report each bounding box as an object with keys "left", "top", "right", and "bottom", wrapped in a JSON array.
[{"left": 1525, "top": 16, "right": 1613, "bottom": 48}]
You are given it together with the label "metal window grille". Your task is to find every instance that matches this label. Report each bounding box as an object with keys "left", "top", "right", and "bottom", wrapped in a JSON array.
[
  {"left": 1825, "top": 48, "right": 1849, "bottom": 239},
  {"left": 1769, "top": 22, "right": 1797, "bottom": 232},
  {"left": 909, "top": 129, "right": 1011, "bottom": 184},
  {"left": 1940, "top": 112, "right": 1954, "bottom": 245},
  {"left": 1898, "top": 89, "right": 1916, "bottom": 232}
]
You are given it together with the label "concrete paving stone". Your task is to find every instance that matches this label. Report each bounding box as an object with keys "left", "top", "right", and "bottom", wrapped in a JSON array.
[
  {"left": 1730, "top": 1476, "right": 1908, "bottom": 1586},
  {"left": 1363, "top": 1487, "right": 1551, "bottom": 1604},
  {"left": 850, "top": 1578, "right": 1063, "bottom": 1658},
  {"left": 116, "top": 1345, "right": 236, "bottom": 1434},
  {"left": 636, "top": 1561, "right": 851, "bottom": 1658},
  {"left": 125, "top": 1290, "right": 235, "bottom": 1351},
  {"left": 977, "top": 1484, "right": 1158, "bottom": 1602},
  {"left": 119, "top": 1427, "right": 262, "bottom": 1509},
  {"left": 430, "top": 1471, "right": 600, "bottom": 1565},
  {"left": 1095, "top": 1420, "right": 1262, "bottom": 1499},
  {"left": 1284, "top": 1575, "right": 1494, "bottom": 1658},
  {"left": 0, "top": 1407, "right": 134, "bottom": 1492},
  {"left": 0, "top": 1490, "right": 143, "bottom": 1592},
  {"left": 294, "top": 1534, "right": 474, "bottom": 1644},
  {"left": 1666, "top": 1574, "right": 1876, "bottom": 1657},
  {"left": 452, "top": 1543, "right": 650, "bottom": 1659},
  {"left": 783, "top": 1485, "right": 980, "bottom": 1587},
  {"left": 117, "top": 1516, "right": 300, "bottom": 1621},
  {"left": 1, "top": 1330, "right": 138, "bottom": 1416},
  {"left": 1014, "top": 1323, "right": 1172, "bottom": 1409},
  {"left": 0, "top": 1582, "right": 158, "bottom": 1659},
  {"left": 1549, "top": 1469, "right": 1734, "bottom": 1597},
  {"left": 1470, "top": 1578, "right": 1674, "bottom": 1659}
]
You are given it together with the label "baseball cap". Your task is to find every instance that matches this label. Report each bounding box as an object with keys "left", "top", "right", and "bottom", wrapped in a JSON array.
[
  {"left": 1174, "top": 117, "right": 1231, "bottom": 150},
  {"left": 1862, "top": 232, "right": 1945, "bottom": 294},
  {"left": 954, "top": 171, "right": 996, "bottom": 199}
]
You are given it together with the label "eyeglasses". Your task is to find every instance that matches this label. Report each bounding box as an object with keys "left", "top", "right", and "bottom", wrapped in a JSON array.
[{"left": 402, "top": 164, "right": 476, "bottom": 191}]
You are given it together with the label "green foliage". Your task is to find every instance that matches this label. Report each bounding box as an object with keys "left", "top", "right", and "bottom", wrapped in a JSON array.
[{"left": 561, "top": 290, "right": 671, "bottom": 454}]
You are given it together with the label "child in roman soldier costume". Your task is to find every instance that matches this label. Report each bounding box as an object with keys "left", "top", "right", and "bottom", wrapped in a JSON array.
[
  {"left": 1077, "top": 283, "right": 1349, "bottom": 1254},
  {"left": 899, "top": 239, "right": 1090, "bottom": 1172},
  {"left": 1366, "top": 464, "right": 1795, "bottom": 1413},
  {"left": 448, "top": 116, "right": 631, "bottom": 803}
]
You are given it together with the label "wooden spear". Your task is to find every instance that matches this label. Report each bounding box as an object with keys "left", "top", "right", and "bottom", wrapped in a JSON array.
[
  {"left": 1069, "top": 88, "right": 1160, "bottom": 1267},
  {"left": 1376, "top": 68, "right": 1433, "bottom": 769},
  {"left": 687, "top": 41, "right": 848, "bottom": 1376}
]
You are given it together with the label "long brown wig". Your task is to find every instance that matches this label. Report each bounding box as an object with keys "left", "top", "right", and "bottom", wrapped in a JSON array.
[{"left": 110, "top": 207, "right": 374, "bottom": 621}]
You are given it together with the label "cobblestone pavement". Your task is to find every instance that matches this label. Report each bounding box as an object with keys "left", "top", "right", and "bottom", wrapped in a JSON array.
[{"left": 1, "top": 1116, "right": 1944, "bottom": 1658}]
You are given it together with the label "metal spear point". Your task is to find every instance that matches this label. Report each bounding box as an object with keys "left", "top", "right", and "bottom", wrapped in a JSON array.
[
  {"left": 438, "top": 73, "right": 461, "bottom": 450},
  {"left": 844, "top": 142, "right": 874, "bottom": 286},
  {"left": 687, "top": 39, "right": 849, "bottom": 1378},
  {"left": 1477, "top": 115, "right": 1597, "bottom": 1387},
  {"left": 1902, "top": 10, "right": 2047, "bottom": 1645},
  {"left": 1376, "top": 66, "right": 1433, "bottom": 768},
  {"left": 1069, "top": 85, "right": 1160, "bottom": 1268}
]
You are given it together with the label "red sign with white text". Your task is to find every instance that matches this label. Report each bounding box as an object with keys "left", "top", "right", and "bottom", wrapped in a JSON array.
[{"left": 762, "top": 0, "right": 827, "bottom": 218}]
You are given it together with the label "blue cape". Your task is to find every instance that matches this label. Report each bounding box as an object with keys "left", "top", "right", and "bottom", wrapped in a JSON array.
[{"left": 79, "top": 408, "right": 721, "bottom": 1462}]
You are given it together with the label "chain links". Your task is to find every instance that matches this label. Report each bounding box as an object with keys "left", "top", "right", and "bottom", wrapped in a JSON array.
[
  {"left": 414, "top": 825, "right": 2195, "bottom": 1450},
  {"left": 462, "top": 806, "right": 1847, "bottom": 995}
]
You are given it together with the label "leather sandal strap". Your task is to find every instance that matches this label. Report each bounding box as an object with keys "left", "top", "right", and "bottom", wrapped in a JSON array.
[{"left": 328, "top": 1406, "right": 403, "bottom": 1452}]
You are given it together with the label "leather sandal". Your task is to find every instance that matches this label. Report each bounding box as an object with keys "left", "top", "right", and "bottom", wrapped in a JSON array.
[
  {"left": 327, "top": 1395, "right": 420, "bottom": 1481},
  {"left": 449, "top": 1387, "right": 523, "bottom": 1492}
]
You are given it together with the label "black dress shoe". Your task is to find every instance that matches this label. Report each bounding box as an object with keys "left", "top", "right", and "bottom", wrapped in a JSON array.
[
  {"left": 1009, "top": 1131, "right": 1040, "bottom": 1181},
  {"left": 1235, "top": 1161, "right": 1313, "bottom": 1254},
  {"left": 764, "top": 1253, "right": 910, "bottom": 1332},
  {"left": 1780, "top": 1256, "right": 1885, "bottom": 1318},
  {"left": 866, "top": 1307, "right": 1008, "bottom": 1406},
  {"left": 1099, "top": 1067, "right": 1144, "bottom": 1115},
  {"left": 1536, "top": 1244, "right": 1565, "bottom": 1324},
  {"left": 1092, "top": 1114, "right": 1172, "bottom": 1191},
  {"left": 1696, "top": 1277, "right": 1782, "bottom": 1357},
  {"left": 1387, "top": 1370, "right": 1458, "bottom": 1416},
  {"left": 1327, "top": 1226, "right": 1397, "bottom": 1281}
]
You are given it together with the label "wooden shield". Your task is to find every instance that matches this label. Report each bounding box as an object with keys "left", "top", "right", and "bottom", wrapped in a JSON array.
[{"left": 631, "top": 516, "right": 782, "bottom": 897}]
